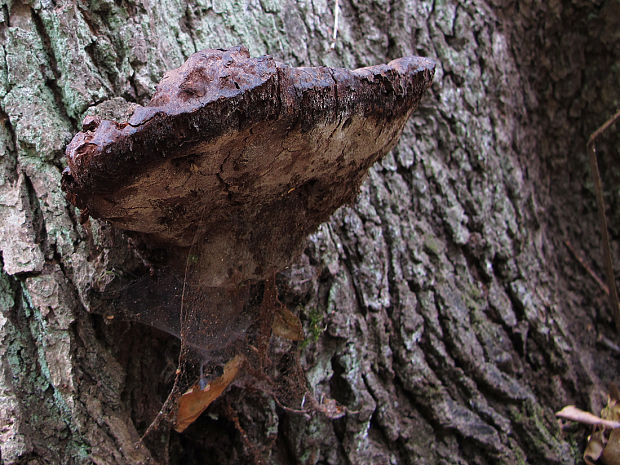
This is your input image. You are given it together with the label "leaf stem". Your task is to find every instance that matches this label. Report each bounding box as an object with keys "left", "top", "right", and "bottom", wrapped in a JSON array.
[{"left": 587, "top": 109, "right": 620, "bottom": 334}]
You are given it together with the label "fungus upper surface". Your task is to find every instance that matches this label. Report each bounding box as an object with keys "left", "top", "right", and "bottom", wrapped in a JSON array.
[{"left": 62, "top": 46, "right": 435, "bottom": 286}]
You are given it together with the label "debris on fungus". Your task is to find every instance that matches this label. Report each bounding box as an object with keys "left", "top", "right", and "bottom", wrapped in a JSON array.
[{"left": 61, "top": 46, "right": 435, "bottom": 432}]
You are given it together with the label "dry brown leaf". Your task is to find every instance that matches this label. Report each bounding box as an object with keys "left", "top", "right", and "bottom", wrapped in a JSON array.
[
  {"left": 175, "top": 354, "right": 245, "bottom": 432},
  {"left": 586, "top": 431, "right": 606, "bottom": 465},
  {"left": 602, "top": 390, "right": 620, "bottom": 423},
  {"left": 561, "top": 393, "right": 620, "bottom": 465},
  {"left": 601, "top": 390, "right": 620, "bottom": 465},
  {"left": 602, "top": 429, "right": 620, "bottom": 465},
  {"left": 557, "top": 405, "right": 620, "bottom": 429},
  {"left": 272, "top": 305, "right": 304, "bottom": 341}
]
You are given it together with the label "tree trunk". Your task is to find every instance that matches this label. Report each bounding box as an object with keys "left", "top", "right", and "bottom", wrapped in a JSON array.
[{"left": 1, "top": 1, "right": 619, "bottom": 464}]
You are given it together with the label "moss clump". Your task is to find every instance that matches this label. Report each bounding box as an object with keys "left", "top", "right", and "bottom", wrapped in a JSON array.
[{"left": 301, "top": 307, "right": 325, "bottom": 349}]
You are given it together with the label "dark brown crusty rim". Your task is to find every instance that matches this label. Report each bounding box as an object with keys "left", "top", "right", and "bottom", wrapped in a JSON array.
[{"left": 62, "top": 46, "right": 435, "bottom": 215}]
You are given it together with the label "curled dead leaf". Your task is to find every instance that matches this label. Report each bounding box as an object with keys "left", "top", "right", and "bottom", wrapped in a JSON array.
[
  {"left": 272, "top": 305, "right": 304, "bottom": 341},
  {"left": 175, "top": 354, "right": 245, "bottom": 432},
  {"left": 603, "top": 388, "right": 620, "bottom": 423},
  {"left": 586, "top": 431, "right": 606, "bottom": 465},
  {"left": 558, "top": 389, "right": 620, "bottom": 465},
  {"left": 602, "top": 429, "right": 620, "bottom": 465}
]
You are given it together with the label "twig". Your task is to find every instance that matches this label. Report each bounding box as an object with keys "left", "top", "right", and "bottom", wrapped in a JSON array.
[
  {"left": 597, "top": 333, "right": 620, "bottom": 354},
  {"left": 564, "top": 239, "right": 609, "bottom": 295},
  {"left": 587, "top": 109, "right": 620, "bottom": 334},
  {"left": 330, "top": 0, "right": 339, "bottom": 49},
  {"left": 588, "top": 108, "right": 620, "bottom": 146},
  {"left": 271, "top": 393, "right": 312, "bottom": 415}
]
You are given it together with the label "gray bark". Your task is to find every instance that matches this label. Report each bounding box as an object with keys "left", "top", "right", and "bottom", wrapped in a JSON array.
[{"left": 1, "top": 0, "right": 619, "bottom": 464}]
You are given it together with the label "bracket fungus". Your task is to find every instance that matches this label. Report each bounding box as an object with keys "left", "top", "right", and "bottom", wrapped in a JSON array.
[
  {"left": 62, "top": 46, "right": 434, "bottom": 431},
  {"left": 62, "top": 46, "right": 435, "bottom": 288}
]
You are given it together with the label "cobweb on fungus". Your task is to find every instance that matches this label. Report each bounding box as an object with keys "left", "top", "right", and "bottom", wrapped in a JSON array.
[{"left": 100, "top": 227, "right": 311, "bottom": 440}]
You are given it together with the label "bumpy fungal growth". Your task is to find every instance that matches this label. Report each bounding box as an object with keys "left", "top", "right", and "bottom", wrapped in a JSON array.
[{"left": 62, "top": 46, "right": 435, "bottom": 288}]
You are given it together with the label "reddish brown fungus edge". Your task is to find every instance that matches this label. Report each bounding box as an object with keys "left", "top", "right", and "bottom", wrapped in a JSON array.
[
  {"left": 61, "top": 46, "right": 434, "bottom": 217},
  {"left": 60, "top": 47, "right": 434, "bottom": 285}
]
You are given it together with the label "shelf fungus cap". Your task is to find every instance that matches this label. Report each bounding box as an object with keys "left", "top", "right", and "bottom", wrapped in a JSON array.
[{"left": 62, "top": 46, "right": 435, "bottom": 287}]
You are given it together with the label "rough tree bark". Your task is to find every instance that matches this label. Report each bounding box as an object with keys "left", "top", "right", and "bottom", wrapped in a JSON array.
[{"left": 1, "top": 1, "right": 619, "bottom": 464}]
